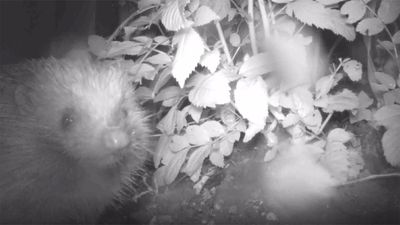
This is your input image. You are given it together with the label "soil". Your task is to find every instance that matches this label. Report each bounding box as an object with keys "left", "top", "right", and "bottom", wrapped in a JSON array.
[{"left": 100, "top": 131, "right": 400, "bottom": 225}]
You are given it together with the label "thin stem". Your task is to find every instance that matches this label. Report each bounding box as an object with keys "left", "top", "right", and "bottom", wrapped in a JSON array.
[
  {"left": 107, "top": 5, "right": 157, "bottom": 43},
  {"left": 257, "top": 0, "right": 270, "bottom": 39},
  {"left": 214, "top": 20, "right": 233, "bottom": 65},
  {"left": 248, "top": 0, "right": 258, "bottom": 55}
]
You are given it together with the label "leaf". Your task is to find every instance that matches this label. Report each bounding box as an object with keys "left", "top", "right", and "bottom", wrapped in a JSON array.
[
  {"left": 314, "top": 89, "right": 359, "bottom": 112},
  {"left": 200, "top": 50, "right": 220, "bottom": 73},
  {"left": 108, "top": 41, "right": 145, "bottom": 57},
  {"left": 291, "top": 86, "right": 314, "bottom": 118},
  {"left": 157, "top": 106, "right": 178, "bottom": 134},
  {"left": 393, "top": 31, "right": 400, "bottom": 44},
  {"left": 286, "top": 0, "right": 356, "bottom": 41},
  {"left": 201, "top": 120, "right": 225, "bottom": 137},
  {"left": 135, "top": 86, "right": 153, "bottom": 101},
  {"left": 343, "top": 59, "right": 362, "bottom": 81},
  {"left": 183, "top": 145, "right": 211, "bottom": 176},
  {"left": 185, "top": 125, "right": 211, "bottom": 145},
  {"left": 234, "top": 77, "right": 269, "bottom": 126},
  {"left": 272, "top": 0, "right": 294, "bottom": 3},
  {"left": 356, "top": 18, "right": 385, "bottom": 36},
  {"left": 161, "top": 0, "right": 191, "bottom": 31},
  {"left": 281, "top": 113, "right": 301, "bottom": 128},
  {"left": 358, "top": 91, "right": 373, "bottom": 108},
  {"left": 188, "top": 73, "right": 231, "bottom": 108},
  {"left": 230, "top": 33, "right": 241, "bottom": 47},
  {"left": 340, "top": 0, "right": 366, "bottom": 24},
  {"left": 172, "top": 28, "right": 205, "bottom": 87},
  {"left": 317, "top": 0, "right": 345, "bottom": 5},
  {"left": 327, "top": 128, "right": 353, "bottom": 143},
  {"left": 154, "top": 36, "right": 171, "bottom": 45},
  {"left": 383, "top": 89, "right": 400, "bottom": 105},
  {"left": 154, "top": 86, "right": 182, "bottom": 102},
  {"left": 302, "top": 109, "right": 322, "bottom": 134},
  {"left": 88, "top": 35, "right": 109, "bottom": 58},
  {"left": 186, "top": 105, "right": 202, "bottom": 123},
  {"left": 170, "top": 135, "right": 190, "bottom": 152},
  {"left": 382, "top": 127, "right": 400, "bottom": 167},
  {"left": 378, "top": 40, "right": 395, "bottom": 51},
  {"left": 194, "top": 5, "right": 220, "bottom": 26},
  {"left": 210, "top": 151, "right": 225, "bottom": 167},
  {"left": 219, "top": 139, "right": 234, "bottom": 156},
  {"left": 200, "top": 0, "right": 231, "bottom": 20},
  {"left": 315, "top": 75, "right": 334, "bottom": 99},
  {"left": 378, "top": 0, "right": 400, "bottom": 24},
  {"left": 154, "top": 135, "right": 171, "bottom": 168},
  {"left": 243, "top": 122, "right": 265, "bottom": 142},
  {"left": 374, "top": 105, "right": 400, "bottom": 129},
  {"left": 128, "top": 63, "right": 156, "bottom": 80},
  {"left": 320, "top": 146, "right": 350, "bottom": 183},
  {"left": 239, "top": 53, "right": 274, "bottom": 78},
  {"left": 375, "top": 71, "right": 396, "bottom": 90},
  {"left": 146, "top": 52, "right": 172, "bottom": 65},
  {"left": 138, "top": 0, "right": 161, "bottom": 9},
  {"left": 164, "top": 148, "right": 189, "bottom": 185},
  {"left": 176, "top": 110, "right": 188, "bottom": 132},
  {"left": 350, "top": 108, "right": 373, "bottom": 123}
]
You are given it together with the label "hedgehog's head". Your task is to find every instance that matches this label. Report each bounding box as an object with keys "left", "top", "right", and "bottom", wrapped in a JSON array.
[{"left": 15, "top": 58, "right": 150, "bottom": 168}]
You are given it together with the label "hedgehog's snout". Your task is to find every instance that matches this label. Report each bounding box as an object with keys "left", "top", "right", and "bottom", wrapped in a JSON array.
[{"left": 103, "top": 128, "right": 130, "bottom": 151}]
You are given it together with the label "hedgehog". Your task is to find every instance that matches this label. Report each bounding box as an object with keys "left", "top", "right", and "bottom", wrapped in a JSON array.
[{"left": 0, "top": 57, "right": 151, "bottom": 223}]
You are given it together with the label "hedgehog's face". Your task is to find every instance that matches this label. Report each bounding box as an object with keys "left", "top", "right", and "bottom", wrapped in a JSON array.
[{"left": 18, "top": 59, "right": 150, "bottom": 168}]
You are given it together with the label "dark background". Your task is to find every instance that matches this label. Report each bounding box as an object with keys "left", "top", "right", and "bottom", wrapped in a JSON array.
[{"left": 0, "top": 0, "right": 122, "bottom": 64}]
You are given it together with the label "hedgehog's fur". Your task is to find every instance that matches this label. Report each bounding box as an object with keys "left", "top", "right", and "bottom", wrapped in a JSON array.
[{"left": 0, "top": 58, "right": 151, "bottom": 223}]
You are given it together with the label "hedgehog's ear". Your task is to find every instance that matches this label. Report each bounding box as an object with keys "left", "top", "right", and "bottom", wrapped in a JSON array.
[{"left": 14, "top": 85, "right": 35, "bottom": 115}]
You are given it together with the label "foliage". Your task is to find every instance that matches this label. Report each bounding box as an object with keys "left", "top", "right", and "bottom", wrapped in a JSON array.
[{"left": 89, "top": 0, "right": 400, "bottom": 188}]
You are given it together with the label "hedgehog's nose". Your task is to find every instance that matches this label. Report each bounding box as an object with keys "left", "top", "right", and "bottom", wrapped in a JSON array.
[{"left": 103, "top": 129, "right": 130, "bottom": 150}]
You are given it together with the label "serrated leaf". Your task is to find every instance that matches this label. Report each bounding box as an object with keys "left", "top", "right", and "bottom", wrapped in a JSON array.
[
  {"left": 210, "top": 151, "right": 225, "bottom": 167},
  {"left": 194, "top": 5, "right": 220, "bottom": 26},
  {"left": 183, "top": 145, "right": 211, "bottom": 176},
  {"left": 200, "top": 50, "right": 220, "bottom": 73},
  {"left": 315, "top": 89, "right": 359, "bottom": 112},
  {"left": 185, "top": 125, "right": 211, "bottom": 145},
  {"left": 286, "top": 0, "right": 356, "bottom": 41},
  {"left": 154, "top": 86, "right": 182, "bottom": 102},
  {"left": 356, "top": 18, "right": 384, "bottom": 36},
  {"left": 343, "top": 59, "right": 362, "bottom": 81},
  {"left": 358, "top": 91, "right": 373, "bottom": 108},
  {"left": 382, "top": 127, "right": 400, "bottom": 167},
  {"left": 200, "top": 0, "right": 231, "bottom": 20},
  {"left": 378, "top": 0, "right": 400, "bottom": 24},
  {"left": 375, "top": 71, "right": 396, "bottom": 90},
  {"left": 219, "top": 139, "right": 234, "bottom": 156},
  {"left": 374, "top": 105, "right": 400, "bottom": 129},
  {"left": 188, "top": 73, "right": 231, "bottom": 108},
  {"left": 239, "top": 53, "right": 274, "bottom": 77},
  {"left": 327, "top": 128, "right": 353, "bottom": 143},
  {"left": 161, "top": 0, "right": 190, "bottom": 31},
  {"left": 172, "top": 28, "right": 205, "bottom": 87},
  {"left": 201, "top": 120, "right": 225, "bottom": 137},
  {"left": 146, "top": 52, "right": 172, "bottom": 65},
  {"left": 340, "top": 0, "right": 366, "bottom": 24},
  {"left": 234, "top": 77, "right": 269, "bottom": 126}
]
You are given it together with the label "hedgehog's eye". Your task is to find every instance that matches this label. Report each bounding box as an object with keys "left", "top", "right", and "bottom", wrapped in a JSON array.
[{"left": 61, "top": 108, "right": 75, "bottom": 131}]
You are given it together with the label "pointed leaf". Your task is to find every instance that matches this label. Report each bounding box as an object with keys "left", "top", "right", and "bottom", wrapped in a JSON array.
[
  {"left": 382, "top": 127, "right": 400, "bottom": 167},
  {"left": 194, "top": 5, "right": 220, "bottom": 26},
  {"left": 188, "top": 73, "right": 231, "bottom": 107},
  {"left": 185, "top": 125, "right": 211, "bottom": 145},
  {"left": 377, "top": 0, "right": 400, "bottom": 24},
  {"left": 239, "top": 53, "right": 274, "bottom": 77}
]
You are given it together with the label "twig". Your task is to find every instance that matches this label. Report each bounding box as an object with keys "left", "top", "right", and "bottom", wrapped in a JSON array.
[
  {"left": 214, "top": 21, "right": 233, "bottom": 65},
  {"left": 247, "top": 0, "right": 258, "bottom": 55}
]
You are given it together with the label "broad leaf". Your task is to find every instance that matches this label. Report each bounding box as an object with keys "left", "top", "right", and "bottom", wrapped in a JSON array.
[
  {"left": 172, "top": 28, "right": 205, "bottom": 87},
  {"left": 382, "top": 127, "right": 400, "bottom": 167},
  {"left": 377, "top": 0, "right": 400, "bottom": 24},
  {"left": 374, "top": 105, "right": 400, "bottom": 129},
  {"left": 340, "top": 0, "right": 366, "bottom": 24},
  {"left": 343, "top": 59, "right": 362, "bottom": 81},
  {"left": 356, "top": 18, "right": 384, "bottom": 36}
]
